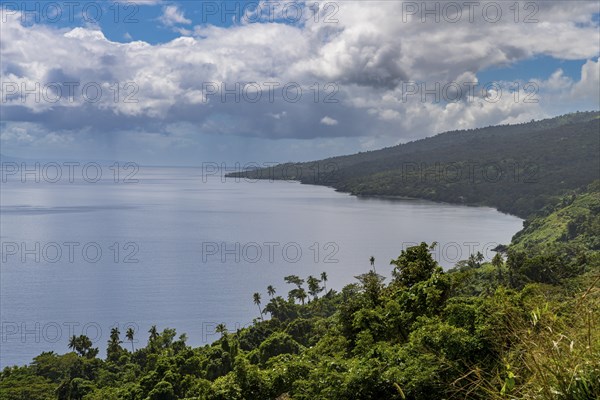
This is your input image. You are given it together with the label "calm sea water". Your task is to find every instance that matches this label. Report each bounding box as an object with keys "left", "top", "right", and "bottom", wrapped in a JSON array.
[{"left": 0, "top": 166, "right": 522, "bottom": 367}]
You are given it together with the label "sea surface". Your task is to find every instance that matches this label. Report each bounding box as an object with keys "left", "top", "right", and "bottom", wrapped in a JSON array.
[{"left": 0, "top": 166, "right": 523, "bottom": 367}]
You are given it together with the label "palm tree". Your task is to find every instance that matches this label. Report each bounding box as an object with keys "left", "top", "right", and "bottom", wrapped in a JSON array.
[
  {"left": 476, "top": 251, "right": 484, "bottom": 266},
  {"left": 267, "top": 285, "right": 276, "bottom": 298},
  {"left": 370, "top": 256, "right": 376, "bottom": 273},
  {"left": 297, "top": 288, "right": 307, "bottom": 305},
  {"left": 107, "top": 327, "right": 123, "bottom": 361},
  {"left": 215, "top": 323, "right": 227, "bottom": 338},
  {"left": 253, "top": 292, "right": 264, "bottom": 321},
  {"left": 148, "top": 325, "right": 158, "bottom": 341},
  {"left": 148, "top": 325, "right": 159, "bottom": 350},
  {"left": 284, "top": 275, "right": 304, "bottom": 289},
  {"left": 320, "top": 272, "right": 328, "bottom": 292},
  {"left": 307, "top": 275, "right": 323, "bottom": 300},
  {"left": 78, "top": 335, "right": 93, "bottom": 357},
  {"left": 68, "top": 335, "right": 97, "bottom": 358},
  {"left": 126, "top": 327, "right": 135, "bottom": 352},
  {"left": 68, "top": 335, "right": 78, "bottom": 352},
  {"left": 109, "top": 328, "right": 119, "bottom": 342},
  {"left": 467, "top": 251, "right": 484, "bottom": 269}
]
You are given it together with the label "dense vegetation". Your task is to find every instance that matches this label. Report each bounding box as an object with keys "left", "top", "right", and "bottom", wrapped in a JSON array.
[
  {"left": 1, "top": 180, "right": 599, "bottom": 399},
  {"left": 228, "top": 111, "right": 600, "bottom": 218}
]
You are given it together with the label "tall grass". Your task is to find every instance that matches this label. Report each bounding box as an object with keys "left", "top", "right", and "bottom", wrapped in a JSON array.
[{"left": 452, "top": 275, "right": 600, "bottom": 399}]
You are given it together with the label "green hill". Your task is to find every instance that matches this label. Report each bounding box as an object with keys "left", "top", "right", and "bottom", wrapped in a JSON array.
[
  {"left": 229, "top": 111, "right": 600, "bottom": 218},
  {"left": 511, "top": 181, "right": 600, "bottom": 252}
]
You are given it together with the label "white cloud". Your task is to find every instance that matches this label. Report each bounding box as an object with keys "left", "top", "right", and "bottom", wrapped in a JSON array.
[
  {"left": 160, "top": 5, "right": 191, "bottom": 27},
  {"left": 320, "top": 116, "right": 338, "bottom": 126},
  {"left": 0, "top": 2, "right": 598, "bottom": 162},
  {"left": 543, "top": 69, "right": 573, "bottom": 91},
  {"left": 268, "top": 112, "right": 287, "bottom": 120},
  {"left": 572, "top": 58, "right": 600, "bottom": 101},
  {"left": 130, "top": 0, "right": 162, "bottom": 5}
]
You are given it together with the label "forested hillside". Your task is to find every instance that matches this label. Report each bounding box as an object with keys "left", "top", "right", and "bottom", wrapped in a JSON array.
[
  {"left": 2, "top": 182, "right": 599, "bottom": 399},
  {"left": 229, "top": 111, "right": 600, "bottom": 218}
]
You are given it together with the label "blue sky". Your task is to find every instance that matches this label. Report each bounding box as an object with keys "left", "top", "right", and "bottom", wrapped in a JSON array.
[
  {"left": 477, "top": 56, "right": 585, "bottom": 83},
  {"left": 1, "top": 1, "right": 599, "bottom": 165},
  {"left": 3, "top": 1, "right": 310, "bottom": 41}
]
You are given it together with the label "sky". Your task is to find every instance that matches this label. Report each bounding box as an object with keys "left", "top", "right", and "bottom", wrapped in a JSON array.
[{"left": 1, "top": 0, "right": 599, "bottom": 165}]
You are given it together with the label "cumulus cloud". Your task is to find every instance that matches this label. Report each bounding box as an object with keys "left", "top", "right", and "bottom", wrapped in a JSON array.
[
  {"left": 571, "top": 58, "right": 600, "bottom": 100},
  {"left": 160, "top": 5, "right": 191, "bottom": 27},
  {"left": 320, "top": 116, "right": 338, "bottom": 126},
  {"left": 1, "top": 1, "right": 599, "bottom": 163}
]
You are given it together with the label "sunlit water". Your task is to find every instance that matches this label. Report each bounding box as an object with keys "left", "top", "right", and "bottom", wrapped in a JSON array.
[{"left": 0, "top": 167, "right": 522, "bottom": 367}]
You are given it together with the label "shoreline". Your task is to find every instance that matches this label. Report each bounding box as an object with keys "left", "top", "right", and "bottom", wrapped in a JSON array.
[{"left": 229, "top": 174, "right": 526, "bottom": 220}]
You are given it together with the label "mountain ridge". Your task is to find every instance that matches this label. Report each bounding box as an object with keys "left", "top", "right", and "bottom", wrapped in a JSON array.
[{"left": 228, "top": 111, "right": 600, "bottom": 218}]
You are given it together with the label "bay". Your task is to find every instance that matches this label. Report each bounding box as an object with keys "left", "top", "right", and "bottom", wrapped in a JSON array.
[{"left": 0, "top": 166, "right": 522, "bottom": 367}]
